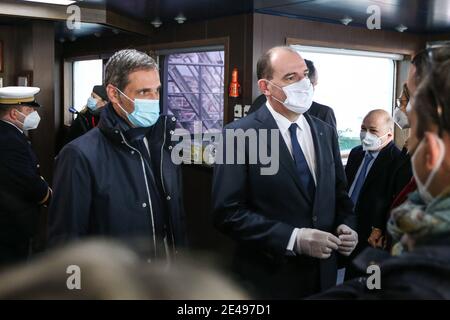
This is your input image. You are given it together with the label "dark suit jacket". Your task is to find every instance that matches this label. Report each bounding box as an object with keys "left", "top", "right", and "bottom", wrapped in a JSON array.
[
  {"left": 0, "top": 120, "right": 49, "bottom": 266},
  {"left": 248, "top": 95, "right": 337, "bottom": 129},
  {"left": 345, "top": 141, "right": 409, "bottom": 255},
  {"left": 212, "top": 105, "right": 354, "bottom": 299},
  {"left": 308, "top": 101, "right": 337, "bottom": 129}
]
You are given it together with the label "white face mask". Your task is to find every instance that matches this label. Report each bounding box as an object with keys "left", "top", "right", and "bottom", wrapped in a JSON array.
[
  {"left": 394, "top": 107, "right": 410, "bottom": 129},
  {"left": 360, "top": 131, "right": 389, "bottom": 151},
  {"left": 18, "top": 110, "right": 41, "bottom": 131},
  {"left": 411, "top": 135, "right": 446, "bottom": 204},
  {"left": 269, "top": 78, "right": 314, "bottom": 114}
]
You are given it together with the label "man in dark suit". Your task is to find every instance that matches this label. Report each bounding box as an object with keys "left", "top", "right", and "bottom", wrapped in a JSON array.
[
  {"left": 345, "top": 110, "right": 409, "bottom": 263},
  {"left": 0, "top": 87, "right": 51, "bottom": 266},
  {"left": 248, "top": 59, "right": 337, "bottom": 129},
  {"left": 212, "top": 46, "right": 356, "bottom": 299}
]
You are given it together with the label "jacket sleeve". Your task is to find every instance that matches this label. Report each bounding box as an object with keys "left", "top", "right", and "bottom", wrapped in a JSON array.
[
  {"left": 331, "top": 128, "right": 356, "bottom": 230},
  {"left": 211, "top": 129, "right": 294, "bottom": 259},
  {"left": 48, "top": 144, "right": 92, "bottom": 247},
  {"left": 3, "top": 143, "right": 49, "bottom": 204},
  {"left": 66, "top": 114, "right": 89, "bottom": 143}
]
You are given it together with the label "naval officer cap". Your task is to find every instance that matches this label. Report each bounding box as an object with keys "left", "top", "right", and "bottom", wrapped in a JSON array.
[{"left": 0, "top": 86, "right": 41, "bottom": 108}]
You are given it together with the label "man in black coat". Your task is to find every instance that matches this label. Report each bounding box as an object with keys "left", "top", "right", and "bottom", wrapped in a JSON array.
[
  {"left": 0, "top": 87, "right": 51, "bottom": 266},
  {"left": 345, "top": 110, "right": 410, "bottom": 271},
  {"left": 48, "top": 50, "right": 186, "bottom": 261},
  {"left": 248, "top": 59, "right": 337, "bottom": 129},
  {"left": 212, "top": 46, "right": 356, "bottom": 299}
]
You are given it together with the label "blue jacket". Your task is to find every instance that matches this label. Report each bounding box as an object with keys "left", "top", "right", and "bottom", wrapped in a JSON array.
[{"left": 48, "top": 104, "right": 187, "bottom": 258}]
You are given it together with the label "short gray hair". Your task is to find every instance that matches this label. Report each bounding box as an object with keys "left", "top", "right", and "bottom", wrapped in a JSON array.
[{"left": 105, "top": 49, "right": 158, "bottom": 91}]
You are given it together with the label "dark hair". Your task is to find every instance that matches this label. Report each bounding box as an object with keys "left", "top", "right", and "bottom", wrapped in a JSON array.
[
  {"left": 411, "top": 50, "right": 429, "bottom": 87},
  {"left": 256, "top": 46, "right": 298, "bottom": 80},
  {"left": 305, "top": 59, "right": 317, "bottom": 84},
  {"left": 414, "top": 59, "right": 450, "bottom": 139},
  {"left": 105, "top": 49, "right": 158, "bottom": 91}
]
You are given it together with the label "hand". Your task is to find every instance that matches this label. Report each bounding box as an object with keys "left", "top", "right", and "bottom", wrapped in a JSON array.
[
  {"left": 296, "top": 228, "right": 341, "bottom": 259},
  {"left": 368, "top": 228, "right": 386, "bottom": 249},
  {"left": 336, "top": 224, "right": 358, "bottom": 256}
]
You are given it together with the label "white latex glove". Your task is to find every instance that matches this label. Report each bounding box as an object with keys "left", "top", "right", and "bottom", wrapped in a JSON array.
[
  {"left": 296, "top": 228, "right": 341, "bottom": 259},
  {"left": 336, "top": 224, "right": 358, "bottom": 256}
]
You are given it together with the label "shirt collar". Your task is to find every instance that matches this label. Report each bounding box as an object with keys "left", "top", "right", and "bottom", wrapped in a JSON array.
[
  {"left": 366, "top": 150, "right": 380, "bottom": 160},
  {"left": 266, "top": 101, "right": 306, "bottom": 134},
  {"left": 0, "top": 119, "right": 23, "bottom": 134}
]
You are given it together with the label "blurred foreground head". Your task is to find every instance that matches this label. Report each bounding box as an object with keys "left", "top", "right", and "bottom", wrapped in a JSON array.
[{"left": 0, "top": 239, "right": 248, "bottom": 300}]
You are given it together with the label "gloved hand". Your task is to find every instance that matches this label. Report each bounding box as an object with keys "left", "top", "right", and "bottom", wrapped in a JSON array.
[
  {"left": 296, "top": 228, "right": 341, "bottom": 259},
  {"left": 336, "top": 224, "right": 358, "bottom": 256}
]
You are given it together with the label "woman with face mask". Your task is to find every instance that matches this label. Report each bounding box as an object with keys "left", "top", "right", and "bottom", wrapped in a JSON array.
[{"left": 66, "top": 85, "right": 109, "bottom": 143}]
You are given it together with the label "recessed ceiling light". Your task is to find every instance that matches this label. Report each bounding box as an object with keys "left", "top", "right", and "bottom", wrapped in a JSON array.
[
  {"left": 174, "top": 13, "right": 187, "bottom": 24},
  {"left": 23, "top": 0, "right": 77, "bottom": 5},
  {"left": 151, "top": 17, "right": 162, "bottom": 28},
  {"left": 395, "top": 24, "right": 408, "bottom": 32},
  {"left": 340, "top": 16, "right": 353, "bottom": 26}
]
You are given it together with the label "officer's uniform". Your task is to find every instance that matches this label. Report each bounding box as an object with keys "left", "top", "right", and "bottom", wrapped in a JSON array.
[{"left": 0, "top": 87, "right": 50, "bottom": 266}]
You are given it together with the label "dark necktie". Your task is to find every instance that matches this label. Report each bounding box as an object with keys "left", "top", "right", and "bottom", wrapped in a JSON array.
[
  {"left": 350, "top": 152, "right": 374, "bottom": 205},
  {"left": 288, "top": 123, "right": 315, "bottom": 199}
]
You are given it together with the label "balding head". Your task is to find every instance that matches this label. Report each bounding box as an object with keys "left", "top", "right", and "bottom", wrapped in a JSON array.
[
  {"left": 361, "top": 109, "right": 394, "bottom": 150},
  {"left": 257, "top": 46, "right": 305, "bottom": 80}
]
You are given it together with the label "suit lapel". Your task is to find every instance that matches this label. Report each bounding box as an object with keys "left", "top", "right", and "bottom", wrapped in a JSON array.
[
  {"left": 304, "top": 114, "right": 322, "bottom": 205},
  {"left": 347, "top": 148, "right": 365, "bottom": 187},
  {"left": 255, "top": 106, "right": 313, "bottom": 203},
  {"left": 362, "top": 142, "right": 394, "bottom": 189}
]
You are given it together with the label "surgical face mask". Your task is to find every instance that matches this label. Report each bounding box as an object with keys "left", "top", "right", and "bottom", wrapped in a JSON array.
[
  {"left": 18, "top": 110, "right": 41, "bottom": 131},
  {"left": 269, "top": 78, "right": 314, "bottom": 114},
  {"left": 115, "top": 88, "right": 160, "bottom": 128},
  {"left": 411, "top": 136, "right": 446, "bottom": 204},
  {"left": 87, "top": 97, "right": 99, "bottom": 111},
  {"left": 394, "top": 107, "right": 410, "bottom": 129},
  {"left": 360, "top": 131, "right": 389, "bottom": 151}
]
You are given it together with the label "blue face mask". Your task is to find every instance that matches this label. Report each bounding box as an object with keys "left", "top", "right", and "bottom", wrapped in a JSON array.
[
  {"left": 115, "top": 88, "right": 160, "bottom": 128},
  {"left": 87, "top": 97, "right": 99, "bottom": 111}
]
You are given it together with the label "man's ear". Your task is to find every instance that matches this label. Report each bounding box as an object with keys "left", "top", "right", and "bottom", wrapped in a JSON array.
[
  {"left": 106, "top": 84, "right": 119, "bottom": 105},
  {"left": 9, "top": 107, "right": 21, "bottom": 121},
  {"left": 424, "top": 132, "right": 442, "bottom": 171},
  {"left": 257, "top": 79, "right": 270, "bottom": 96}
]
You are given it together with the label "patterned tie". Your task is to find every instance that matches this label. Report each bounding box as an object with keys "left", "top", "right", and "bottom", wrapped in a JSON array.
[
  {"left": 350, "top": 152, "right": 374, "bottom": 205},
  {"left": 289, "top": 123, "right": 315, "bottom": 199}
]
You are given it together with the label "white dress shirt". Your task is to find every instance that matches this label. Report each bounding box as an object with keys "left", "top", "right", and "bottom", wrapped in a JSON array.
[
  {"left": 266, "top": 102, "right": 317, "bottom": 184},
  {"left": 265, "top": 102, "right": 317, "bottom": 254}
]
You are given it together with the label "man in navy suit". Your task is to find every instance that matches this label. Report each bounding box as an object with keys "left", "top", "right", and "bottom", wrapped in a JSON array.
[
  {"left": 212, "top": 46, "right": 356, "bottom": 299},
  {"left": 0, "top": 87, "right": 51, "bottom": 266}
]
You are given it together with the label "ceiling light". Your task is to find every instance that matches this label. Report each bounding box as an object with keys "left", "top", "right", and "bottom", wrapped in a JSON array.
[
  {"left": 151, "top": 17, "right": 162, "bottom": 28},
  {"left": 395, "top": 24, "right": 408, "bottom": 32},
  {"left": 340, "top": 16, "right": 353, "bottom": 26},
  {"left": 23, "top": 0, "right": 77, "bottom": 5},
  {"left": 174, "top": 13, "right": 187, "bottom": 24}
]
